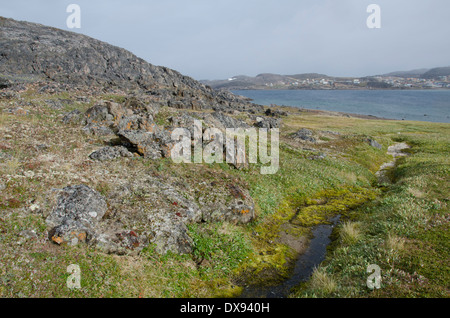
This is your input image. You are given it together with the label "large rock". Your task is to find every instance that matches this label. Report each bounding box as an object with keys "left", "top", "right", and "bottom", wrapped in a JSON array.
[
  {"left": 293, "top": 128, "right": 317, "bottom": 143},
  {"left": 46, "top": 185, "right": 108, "bottom": 245},
  {"left": 254, "top": 116, "right": 281, "bottom": 129},
  {"left": 89, "top": 146, "right": 134, "bottom": 161}
]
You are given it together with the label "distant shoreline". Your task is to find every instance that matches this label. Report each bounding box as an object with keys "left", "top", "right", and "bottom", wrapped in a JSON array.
[
  {"left": 228, "top": 87, "right": 450, "bottom": 91},
  {"left": 232, "top": 89, "right": 450, "bottom": 124},
  {"left": 269, "top": 104, "right": 396, "bottom": 121}
]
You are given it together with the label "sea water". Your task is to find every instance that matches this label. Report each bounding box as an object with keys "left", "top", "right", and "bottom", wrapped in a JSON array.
[{"left": 232, "top": 89, "right": 450, "bottom": 123}]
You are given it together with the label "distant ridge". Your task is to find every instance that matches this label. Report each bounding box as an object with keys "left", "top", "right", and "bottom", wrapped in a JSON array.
[
  {"left": 201, "top": 66, "right": 450, "bottom": 90},
  {"left": 381, "top": 68, "right": 430, "bottom": 78},
  {"left": 421, "top": 67, "right": 450, "bottom": 79}
]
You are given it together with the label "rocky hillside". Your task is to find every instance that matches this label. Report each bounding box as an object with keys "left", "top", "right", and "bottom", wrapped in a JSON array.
[
  {"left": 0, "top": 17, "right": 283, "bottom": 256},
  {"left": 421, "top": 66, "right": 450, "bottom": 79},
  {"left": 0, "top": 16, "right": 260, "bottom": 113}
]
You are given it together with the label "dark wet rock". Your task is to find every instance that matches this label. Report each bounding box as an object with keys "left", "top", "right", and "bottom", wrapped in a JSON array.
[
  {"left": 89, "top": 146, "right": 134, "bottom": 161},
  {"left": 265, "top": 108, "right": 288, "bottom": 118},
  {"left": 254, "top": 116, "right": 281, "bottom": 129}
]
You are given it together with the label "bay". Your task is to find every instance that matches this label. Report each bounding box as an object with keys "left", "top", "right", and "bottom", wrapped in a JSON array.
[{"left": 232, "top": 89, "right": 450, "bottom": 123}]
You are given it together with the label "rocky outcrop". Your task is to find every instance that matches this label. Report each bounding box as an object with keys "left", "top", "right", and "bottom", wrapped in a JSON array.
[
  {"left": 1, "top": 17, "right": 262, "bottom": 256},
  {"left": 46, "top": 177, "right": 256, "bottom": 255},
  {"left": 89, "top": 146, "right": 134, "bottom": 161},
  {"left": 46, "top": 185, "right": 108, "bottom": 246},
  {"left": 0, "top": 17, "right": 263, "bottom": 113},
  {"left": 292, "top": 128, "right": 317, "bottom": 143}
]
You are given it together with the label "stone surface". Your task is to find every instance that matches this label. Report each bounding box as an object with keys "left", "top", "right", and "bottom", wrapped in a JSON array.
[
  {"left": 1, "top": 16, "right": 261, "bottom": 256},
  {"left": 46, "top": 185, "right": 108, "bottom": 245},
  {"left": 293, "top": 128, "right": 317, "bottom": 143},
  {"left": 89, "top": 146, "right": 134, "bottom": 161}
]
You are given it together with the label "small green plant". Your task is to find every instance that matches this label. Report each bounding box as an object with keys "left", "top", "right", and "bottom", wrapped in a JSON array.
[
  {"left": 189, "top": 223, "right": 252, "bottom": 276},
  {"left": 340, "top": 221, "right": 362, "bottom": 245},
  {"left": 309, "top": 267, "right": 337, "bottom": 295}
]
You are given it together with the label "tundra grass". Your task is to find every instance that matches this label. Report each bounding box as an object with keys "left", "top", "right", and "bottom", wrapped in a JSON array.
[
  {"left": 1, "top": 90, "right": 448, "bottom": 298},
  {"left": 292, "top": 129, "right": 449, "bottom": 298}
]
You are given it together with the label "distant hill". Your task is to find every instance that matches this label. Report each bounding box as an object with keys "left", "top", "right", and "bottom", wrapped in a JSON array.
[
  {"left": 288, "top": 73, "right": 331, "bottom": 80},
  {"left": 201, "top": 73, "right": 335, "bottom": 90},
  {"left": 381, "top": 68, "right": 430, "bottom": 78},
  {"left": 202, "top": 66, "right": 450, "bottom": 90},
  {"left": 421, "top": 67, "right": 450, "bottom": 79}
]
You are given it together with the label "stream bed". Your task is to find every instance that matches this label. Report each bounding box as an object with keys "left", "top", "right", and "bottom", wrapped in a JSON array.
[
  {"left": 240, "top": 215, "right": 341, "bottom": 298},
  {"left": 238, "top": 143, "right": 410, "bottom": 298}
]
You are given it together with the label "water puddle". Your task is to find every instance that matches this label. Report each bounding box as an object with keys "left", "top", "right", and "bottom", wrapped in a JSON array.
[{"left": 239, "top": 215, "right": 340, "bottom": 298}]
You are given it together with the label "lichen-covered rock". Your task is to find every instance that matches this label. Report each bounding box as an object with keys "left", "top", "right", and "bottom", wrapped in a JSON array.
[
  {"left": 150, "top": 216, "right": 194, "bottom": 254},
  {"left": 200, "top": 184, "right": 255, "bottom": 224},
  {"left": 46, "top": 185, "right": 108, "bottom": 245},
  {"left": 89, "top": 146, "right": 134, "bottom": 161},
  {"left": 293, "top": 128, "right": 317, "bottom": 143}
]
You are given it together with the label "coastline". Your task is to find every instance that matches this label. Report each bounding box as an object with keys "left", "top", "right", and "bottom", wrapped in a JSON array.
[{"left": 231, "top": 89, "right": 450, "bottom": 124}]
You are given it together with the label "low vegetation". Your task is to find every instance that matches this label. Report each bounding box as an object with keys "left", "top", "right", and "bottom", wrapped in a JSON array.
[{"left": 0, "top": 89, "right": 448, "bottom": 298}]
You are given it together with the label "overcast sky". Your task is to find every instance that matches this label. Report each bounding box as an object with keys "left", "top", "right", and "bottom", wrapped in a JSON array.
[{"left": 1, "top": 0, "right": 449, "bottom": 80}]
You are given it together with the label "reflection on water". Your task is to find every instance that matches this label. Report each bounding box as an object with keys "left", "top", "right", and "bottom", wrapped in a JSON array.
[{"left": 239, "top": 215, "right": 341, "bottom": 298}]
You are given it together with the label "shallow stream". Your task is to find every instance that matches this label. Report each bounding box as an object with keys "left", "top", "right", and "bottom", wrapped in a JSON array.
[{"left": 238, "top": 143, "right": 410, "bottom": 298}]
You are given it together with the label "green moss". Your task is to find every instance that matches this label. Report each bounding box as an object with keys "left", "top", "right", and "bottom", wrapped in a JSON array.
[{"left": 293, "top": 130, "right": 450, "bottom": 298}]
